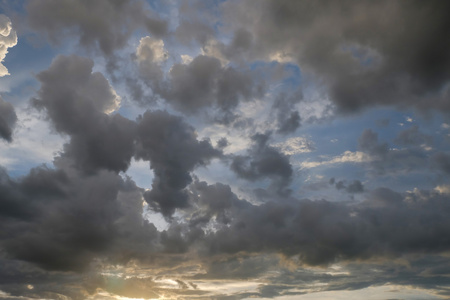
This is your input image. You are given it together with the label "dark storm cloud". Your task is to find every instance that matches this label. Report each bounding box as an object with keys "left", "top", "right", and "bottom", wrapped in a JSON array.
[
  {"left": 26, "top": 0, "right": 167, "bottom": 55},
  {"left": 135, "top": 110, "right": 221, "bottom": 217},
  {"left": 0, "top": 164, "right": 158, "bottom": 272},
  {"left": 140, "top": 55, "right": 265, "bottom": 120},
  {"left": 0, "top": 97, "right": 16, "bottom": 142},
  {"left": 230, "top": 133, "right": 293, "bottom": 193},
  {"left": 32, "top": 55, "right": 136, "bottom": 173},
  {"left": 201, "top": 187, "right": 450, "bottom": 266},
  {"left": 187, "top": 179, "right": 250, "bottom": 227},
  {"left": 222, "top": 0, "right": 450, "bottom": 114}
]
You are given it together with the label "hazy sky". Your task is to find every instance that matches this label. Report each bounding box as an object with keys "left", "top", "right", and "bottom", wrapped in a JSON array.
[{"left": 0, "top": 1, "right": 450, "bottom": 299}]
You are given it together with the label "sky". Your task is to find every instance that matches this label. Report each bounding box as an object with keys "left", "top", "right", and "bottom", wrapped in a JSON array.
[{"left": 0, "top": 0, "right": 450, "bottom": 299}]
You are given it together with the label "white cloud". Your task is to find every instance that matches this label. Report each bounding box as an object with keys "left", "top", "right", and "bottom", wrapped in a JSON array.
[
  {"left": 435, "top": 185, "right": 450, "bottom": 195},
  {"left": 201, "top": 39, "right": 229, "bottom": 66},
  {"left": 272, "top": 136, "right": 315, "bottom": 155},
  {"left": 0, "top": 14, "right": 18, "bottom": 77},
  {"left": 136, "top": 36, "right": 168, "bottom": 63},
  {"left": 181, "top": 54, "right": 193, "bottom": 64},
  {"left": 300, "top": 151, "right": 373, "bottom": 169}
]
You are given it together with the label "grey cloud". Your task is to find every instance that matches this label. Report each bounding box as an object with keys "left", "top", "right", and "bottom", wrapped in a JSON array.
[
  {"left": 32, "top": 55, "right": 136, "bottom": 173},
  {"left": 0, "top": 97, "right": 17, "bottom": 142},
  {"left": 32, "top": 54, "right": 223, "bottom": 217},
  {"left": 358, "top": 128, "right": 430, "bottom": 176},
  {"left": 395, "top": 125, "right": 433, "bottom": 147},
  {"left": 135, "top": 110, "right": 221, "bottom": 217},
  {"left": 187, "top": 179, "right": 250, "bottom": 227},
  {"left": 335, "top": 180, "right": 345, "bottom": 190},
  {"left": 277, "top": 111, "right": 301, "bottom": 134},
  {"left": 346, "top": 180, "right": 364, "bottom": 193},
  {"left": 140, "top": 55, "right": 265, "bottom": 120},
  {"left": 216, "top": 137, "right": 229, "bottom": 149},
  {"left": 202, "top": 187, "right": 450, "bottom": 266},
  {"left": 358, "top": 129, "right": 388, "bottom": 158},
  {"left": 230, "top": 133, "right": 293, "bottom": 193},
  {"left": 333, "top": 179, "right": 364, "bottom": 193},
  {"left": 272, "top": 91, "right": 302, "bottom": 135},
  {"left": 431, "top": 152, "right": 450, "bottom": 174},
  {"left": 0, "top": 164, "right": 158, "bottom": 272},
  {"left": 222, "top": 0, "right": 450, "bottom": 114},
  {"left": 174, "top": 20, "right": 215, "bottom": 46},
  {"left": 26, "top": 0, "right": 167, "bottom": 56}
]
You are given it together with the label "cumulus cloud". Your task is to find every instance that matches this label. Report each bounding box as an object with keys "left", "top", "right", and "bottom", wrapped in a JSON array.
[
  {"left": 230, "top": 133, "right": 293, "bottom": 193},
  {"left": 136, "top": 36, "right": 168, "bottom": 63},
  {"left": 0, "top": 14, "right": 17, "bottom": 77},
  {"left": 26, "top": 0, "right": 167, "bottom": 55},
  {"left": 139, "top": 54, "right": 265, "bottom": 120},
  {"left": 222, "top": 0, "right": 450, "bottom": 114},
  {"left": 32, "top": 55, "right": 135, "bottom": 173},
  {"left": 136, "top": 110, "right": 221, "bottom": 217},
  {"left": 0, "top": 165, "right": 158, "bottom": 272}
]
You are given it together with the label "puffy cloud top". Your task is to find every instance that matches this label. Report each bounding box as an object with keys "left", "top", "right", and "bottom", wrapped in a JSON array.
[{"left": 0, "top": 14, "right": 17, "bottom": 77}]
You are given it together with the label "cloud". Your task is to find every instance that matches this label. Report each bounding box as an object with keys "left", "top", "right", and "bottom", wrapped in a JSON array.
[
  {"left": 139, "top": 54, "right": 265, "bottom": 120},
  {"left": 1, "top": 2, "right": 450, "bottom": 299},
  {"left": 271, "top": 91, "right": 303, "bottom": 134},
  {"left": 0, "top": 14, "right": 17, "bottom": 77},
  {"left": 135, "top": 110, "right": 221, "bottom": 217},
  {"left": 26, "top": 0, "right": 167, "bottom": 55},
  {"left": 357, "top": 129, "right": 431, "bottom": 176},
  {"left": 200, "top": 187, "right": 450, "bottom": 267},
  {"left": 230, "top": 133, "right": 293, "bottom": 193},
  {"left": 332, "top": 179, "right": 365, "bottom": 194},
  {"left": 0, "top": 97, "right": 16, "bottom": 142},
  {"left": 394, "top": 125, "right": 433, "bottom": 147},
  {"left": 435, "top": 184, "right": 450, "bottom": 194},
  {"left": 272, "top": 136, "right": 315, "bottom": 155},
  {"left": 136, "top": 36, "right": 168, "bottom": 63},
  {"left": 301, "top": 151, "right": 372, "bottom": 169},
  {"left": 222, "top": 0, "right": 450, "bottom": 114},
  {"left": 0, "top": 165, "right": 158, "bottom": 272},
  {"left": 431, "top": 152, "right": 450, "bottom": 174},
  {"left": 32, "top": 55, "right": 135, "bottom": 173}
]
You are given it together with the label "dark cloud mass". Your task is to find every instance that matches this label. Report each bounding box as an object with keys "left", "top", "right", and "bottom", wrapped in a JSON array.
[
  {"left": 0, "top": 165, "right": 157, "bottom": 272},
  {"left": 140, "top": 54, "right": 265, "bottom": 121},
  {"left": 1, "top": 1, "right": 450, "bottom": 299},
  {"left": 223, "top": 0, "right": 450, "bottom": 113},
  {"left": 136, "top": 110, "right": 221, "bottom": 216},
  {"left": 32, "top": 55, "right": 136, "bottom": 173},
  {"left": 26, "top": 0, "right": 167, "bottom": 55},
  {"left": 0, "top": 97, "right": 16, "bottom": 142},
  {"left": 230, "top": 133, "right": 293, "bottom": 193}
]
